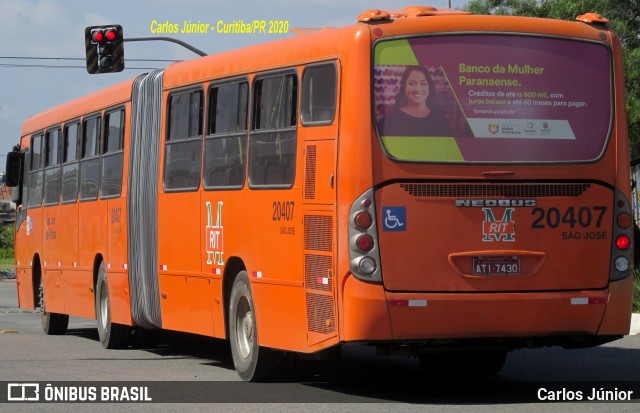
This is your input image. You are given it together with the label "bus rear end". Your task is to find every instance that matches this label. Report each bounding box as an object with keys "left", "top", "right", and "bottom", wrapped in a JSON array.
[{"left": 343, "top": 10, "right": 633, "bottom": 372}]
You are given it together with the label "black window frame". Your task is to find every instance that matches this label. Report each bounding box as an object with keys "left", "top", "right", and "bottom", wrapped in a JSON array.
[
  {"left": 163, "top": 86, "right": 205, "bottom": 193},
  {"left": 248, "top": 70, "right": 299, "bottom": 189},
  {"left": 43, "top": 125, "right": 62, "bottom": 207},
  {"left": 300, "top": 61, "right": 338, "bottom": 126},
  {"left": 16, "top": 148, "right": 30, "bottom": 228},
  {"left": 60, "top": 119, "right": 81, "bottom": 204},
  {"left": 203, "top": 77, "right": 250, "bottom": 191},
  {"left": 100, "top": 106, "right": 126, "bottom": 199},
  {"left": 27, "top": 132, "right": 44, "bottom": 208},
  {"left": 79, "top": 112, "right": 102, "bottom": 202}
]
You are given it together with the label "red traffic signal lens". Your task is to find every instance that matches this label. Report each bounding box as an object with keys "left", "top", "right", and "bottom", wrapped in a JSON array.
[
  {"left": 105, "top": 29, "right": 117, "bottom": 42},
  {"left": 92, "top": 30, "right": 104, "bottom": 43},
  {"left": 99, "top": 55, "right": 113, "bottom": 69}
]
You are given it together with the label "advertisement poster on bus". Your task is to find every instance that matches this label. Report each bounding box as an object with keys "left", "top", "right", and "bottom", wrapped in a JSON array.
[{"left": 374, "top": 35, "right": 611, "bottom": 162}]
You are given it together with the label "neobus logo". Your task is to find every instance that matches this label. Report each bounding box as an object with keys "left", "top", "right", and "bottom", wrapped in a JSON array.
[
  {"left": 482, "top": 208, "right": 516, "bottom": 242},
  {"left": 456, "top": 199, "right": 536, "bottom": 207}
]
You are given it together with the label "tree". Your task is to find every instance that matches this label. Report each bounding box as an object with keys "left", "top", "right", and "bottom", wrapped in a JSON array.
[
  {"left": 0, "top": 223, "right": 14, "bottom": 259},
  {"left": 464, "top": 0, "right": 640, "bottom": 162},
  {"left": 0, "top": 223, "right": 14, "bottom": 250}
]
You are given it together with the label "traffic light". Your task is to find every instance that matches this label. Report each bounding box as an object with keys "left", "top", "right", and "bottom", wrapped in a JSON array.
[{"left": 85, "top": 25, "right": 124, "bottom": 74}]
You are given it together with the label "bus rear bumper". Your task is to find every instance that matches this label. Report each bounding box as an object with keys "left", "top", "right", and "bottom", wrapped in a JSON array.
[{"left": 341, "top": 274, "right": 632, "bottom": 343}]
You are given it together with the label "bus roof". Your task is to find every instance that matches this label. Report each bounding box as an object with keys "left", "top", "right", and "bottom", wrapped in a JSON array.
[
  {"left": 20, "top": 78, "right": 135, "bottom": 137},
  {"left": 162, "top": 24, "right": 366, "bottom": 89},
  {"left": 20, "top": 6, "right": 611, "bottom": 138},
  {"left": 163, "top": 9, "right": 609, "bottom": 87}
]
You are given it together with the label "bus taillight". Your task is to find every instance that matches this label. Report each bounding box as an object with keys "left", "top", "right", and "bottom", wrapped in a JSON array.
[
  {"left": 614, "top": 257, "right": 630, "bottom": 272},
  {"left": 354, "top": 211, "right": 373, "bottom": 229},
  {"left": 356, "top": 234, "right": 375, "bottom": 252},
  {"left": 609, "top": 189, "right": 633, "bottom": 281},
  {"left": 349, "top": 189, "right": 383, "bottom": 283},
  {"left": 616, "top": 212, "right": 631, "bottom": 228},
  {"left": 615, "top": 234, "right": 631, "bottom": 250},
  {"left": 358, "top": 257, "right": 377, "bottom": 275}
]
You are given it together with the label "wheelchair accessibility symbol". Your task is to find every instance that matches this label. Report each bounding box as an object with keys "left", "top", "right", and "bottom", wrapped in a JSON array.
[{"left": 382, "top": 207, "right": 406, "bottom": 231}]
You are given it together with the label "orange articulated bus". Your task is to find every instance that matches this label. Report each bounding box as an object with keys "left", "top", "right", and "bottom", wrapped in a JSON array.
[{"left": 5, "top": 6, "right": 634, "bottom": 381}]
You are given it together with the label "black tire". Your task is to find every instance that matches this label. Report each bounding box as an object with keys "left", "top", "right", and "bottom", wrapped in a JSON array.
[
  {"left": 95, "top": 262, "right": 131, "bottom": 349},
  {"left": 229, "top": 271, "right": 284, "bottom": 381},
  {"left": 39, "top": 274, "right": 69, "bottom": 336},
  {"left": 419, "top": 350, "right": 507, "bottom": 378}
]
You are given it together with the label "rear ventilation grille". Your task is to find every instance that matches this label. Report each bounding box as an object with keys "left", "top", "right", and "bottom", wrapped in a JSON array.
[
  {"left": 400, "top": 183, "right": 590, "bottom": 198},
  {"left": 305, "top": 145, "right": 316, "bottom": 200},
  {"left": 304, "top": 215, "right": 332, "bottom": 251},
  {"left": 306, "top": 293, "right": 336, "bottom": 334},
  {"left": 305, "top": 254, "right": 332, "bottom": 292}
]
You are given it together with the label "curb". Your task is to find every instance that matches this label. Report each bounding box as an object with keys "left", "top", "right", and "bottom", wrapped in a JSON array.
[{"left": 631, "top": 313, "right": 640, "bottom": 336}]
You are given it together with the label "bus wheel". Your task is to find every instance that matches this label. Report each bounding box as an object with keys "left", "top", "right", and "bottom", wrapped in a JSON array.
[
  {"left": 39, "top": 276, "right": 69, "bottom": 335},
  {"left": 95, "top": 262, "right": 131, "bottom": 349},
  {"left": 419, "top": 350, "right": 507, "bottom": 378},
  {"left": 229, "top": 271, "right": 284, "bottom": 381}
]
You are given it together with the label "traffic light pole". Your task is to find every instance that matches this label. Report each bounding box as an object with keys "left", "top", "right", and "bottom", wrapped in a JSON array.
[{"left": 124, "top": 37, "right": 207, "bottom": 57}]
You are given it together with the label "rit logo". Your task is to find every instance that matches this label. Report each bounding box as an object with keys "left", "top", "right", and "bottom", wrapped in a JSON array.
[{"left": 482, "top": 208, "right": 515, "bottom": 242}]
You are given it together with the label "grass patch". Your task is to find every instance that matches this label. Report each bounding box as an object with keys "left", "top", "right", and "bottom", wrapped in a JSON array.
[{"left": 0, "top": 257, "right": 14, "bottom": 272}]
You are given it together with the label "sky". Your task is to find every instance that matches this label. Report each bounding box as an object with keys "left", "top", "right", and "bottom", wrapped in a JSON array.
[{"left": 0, "top": 0, "right": 461, "bottom": 172}]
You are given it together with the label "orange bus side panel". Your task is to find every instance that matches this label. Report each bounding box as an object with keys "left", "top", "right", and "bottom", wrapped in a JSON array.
[
  {"left": 186, "top": 277, "right": 215, "bottom": 336},
  {"left": 42, "top": 270, "right": 64, "bottom": 314},
  {"left": 107, "top": 199, "right": 127, "bottom": 272},
  {"left": 26, "top": 211, "right": 43, "bottom": 265},
  {"left": 61, "top": 270, "right": 94, "bottom": 319},
  {"left": 251, "top": 282, "right": 307, "bottom": 352},
  {"left": 341, "top": 275, "right": 393, "bottom": 341},
  {"left": 158, "top": 275, "right": 215, "bottom": 336},
  {"left": 42, "top": 205, "right": 62, "bottom": 276},
  {"left": 57, "top": 203, "right": 79, "bottom": 268},
  {"left": 15, "top": 268, "right": 34, "bottom": 309},
  {"left": 78, "top": 201, "right": 107, "bottom": 269},
  {"left": 598, "top": 276, "right": 633, "bottom": 335},
  {"left": 158, "top": 192, "right": 201, "bottom": 276},
  {"left": 107, "top": 271, "right": 133, "bottom": 326},
  {"left": 158, "top": 275, "right": 189, "bottom": 331},
  {"left": 211, "top": 278, "right": 225, "bottom": 338}
]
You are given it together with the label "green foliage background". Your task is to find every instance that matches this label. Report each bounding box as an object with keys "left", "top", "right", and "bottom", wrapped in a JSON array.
[
  {"left": 464, "top": 0, "right": 640, "bottom": 162},
  {"left": 0, "top": 223, "right": 14, "bottom": 260}
]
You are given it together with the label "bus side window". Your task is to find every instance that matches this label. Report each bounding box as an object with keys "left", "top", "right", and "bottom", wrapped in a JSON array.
[
  {"left": 14, "top": 150, "right": 30, "bottom": 229},
  {"left": 101, "top": 109, "right": 125, "bottom": 198},
  {"left": 164, "top": 89, "right": 203, "bottom": 191},
  {"left": 80, "top": 115, "right": 101, "bottom": 201},
  {"left": 27, "top": 133, "right": 44, "bottom": 208},
  {"left": 301, "top": 63, "right": 337, "bottom": 125},
  {"left": 249, "top": 73, "right": 297, "bottom": 188},
  {"left": 61, "top": 122, "right": 80, "bottom": 203},
  {"left": 43, "top": 127, "right": 62, "bottom": 206},
  {"left": 204, "top": 81, "right": 248, "bottom": 189}
]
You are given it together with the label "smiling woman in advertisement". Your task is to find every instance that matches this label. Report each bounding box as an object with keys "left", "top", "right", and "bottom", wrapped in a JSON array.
[{"left": 379, "top": 65, "right": 452, "bottom": 137}]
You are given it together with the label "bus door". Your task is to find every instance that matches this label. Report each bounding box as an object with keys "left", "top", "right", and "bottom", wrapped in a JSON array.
[{"left": 300, "top": 62, "right": 340, "bottom": 347}]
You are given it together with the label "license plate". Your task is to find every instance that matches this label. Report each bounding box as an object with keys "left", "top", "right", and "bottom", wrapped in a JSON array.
[{"left": 472, "top": 258, "right": 520, "bottom": 275}]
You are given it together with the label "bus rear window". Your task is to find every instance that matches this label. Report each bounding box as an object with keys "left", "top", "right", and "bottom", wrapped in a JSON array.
[{"left": 373, "top": 35, "right": 612, "bottom": 163}]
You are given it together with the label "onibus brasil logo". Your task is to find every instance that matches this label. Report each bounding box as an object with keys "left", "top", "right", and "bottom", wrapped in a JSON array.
[{"left": 482, "top": 207, "right": 515, "bottom": 242}]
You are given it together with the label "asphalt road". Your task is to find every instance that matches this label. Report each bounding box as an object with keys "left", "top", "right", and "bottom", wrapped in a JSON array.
[{"left": 1, "top": 279, "right": 639, "bottom": 412}]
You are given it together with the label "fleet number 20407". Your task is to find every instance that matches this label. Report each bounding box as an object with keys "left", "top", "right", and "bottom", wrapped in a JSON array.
[{"left": 530, "top": 206, "right": 608, "bottom": 241}]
